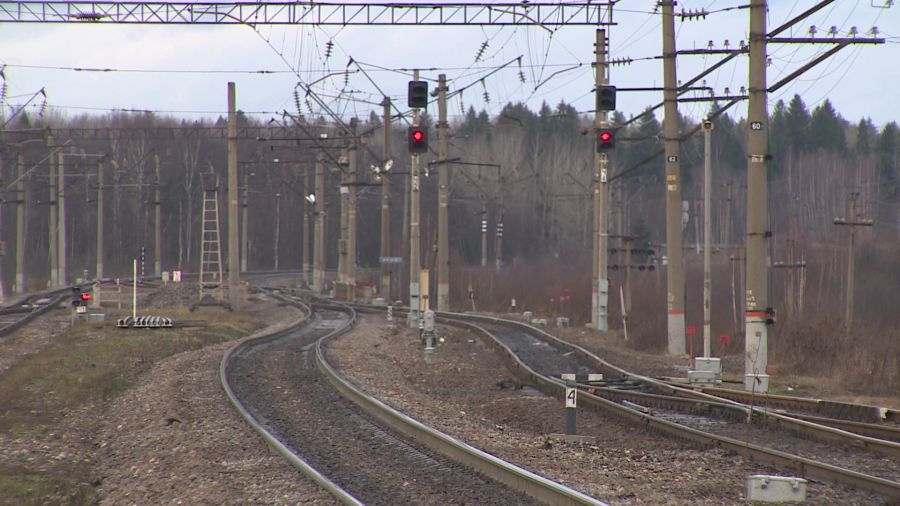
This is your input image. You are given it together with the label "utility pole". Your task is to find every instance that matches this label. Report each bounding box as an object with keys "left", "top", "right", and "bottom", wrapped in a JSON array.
[
  {"left": 338, "top": 143, "right": 350, "bottom": 295},
  {"left": 241, "top": 170, "right": 249, "bottom": 273},
  {"left": 57, "top": 150, "right": 67, "bottom": 285},
  {"left": 408, "top": 69, "right": 422, "bottom": 328},
  {"left": 436, "top": 73, "right": 450, "bottom": 312},
  {"left": 48, "top": 135, "right": 57, "bottom": 288},
  {"left": 226, "top": 82, "right": 241, "bottom": 309},
  {"left": 154, "top": 153, "right": 162, "bottom": 277},
  {"left": 348, "top": 118, "right": 359, "bottom": 298},
  {"left": 273, "top": 192, "right": 281, "bottom": 270},
  {"left": 303, "top": 163, "right": 311, "bottom": 284},
  {"left": 662, "top": 1, "right": 685, "bottom": 354},
  {"left": 312, "top": 149, "right": 326, "bottom": 293},
  {"left": 96, "top": 159, "right": 104, "bottom": 280},
  {"left": 702, "top": 118, "right": 714, "bottom": 359},
  {"left": 744, "top": 0, "right": 770, "bottom": 392},
  {"left": 480, "top": 200, "right": 488, "bottom": 267},
  {"left": 380, "top": 97, "right": 392, "bottom": 300},
  {"left": 15, "top": 147, "right": 26, "bottom": 292},
  {"left": 834, "top": 191, "right": 872, "bottom": 327},
  {"left": 592, "top": 28, "right": 610, "bottom": 332},
  {"left": 495, "top": 202, "right": 504, "bottom": 269}
]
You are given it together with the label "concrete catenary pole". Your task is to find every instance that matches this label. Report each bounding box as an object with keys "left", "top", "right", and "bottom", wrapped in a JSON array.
[
  {"left": 436, "top": 73, "right": 450, "bottom": 312},
  {"left": 480, "top": 201, "right": 488, "bottom": 267},
  {"left": 48, "top": 135, "right": 57, "bottom": 288},
  {"left": 408, "top": 69, "right": 422, "bottom": 328},
  {"left": 57, "top": 150, "right": 67, "bottom": 285},
  {"left": 154, "top": 153, "right": 162, "bottom": 277},
  {"left": 226, "top": 82, "right": 241, "bottom": 308},
  {"left": 96, "top": 160, "right": 104, "bottom": 280},
  {"left": 312, "top": 150, "right": 326, "bottom": 293},
  {"left": 338, "top": 143, "right": 350, "bottom": 290},
  {"left": 592, "top": 28, "right": 610, "bottom": 332},
  {"left": 744, "top": 0, "right": 770, "bottom": 392},
  {"left": 662, "top": 1, "right": 686, "bottom": 354},
  {"left": 273, "top": 192, "right": 281, "bottom": 271},
  {"left": 380, "top": 97, "right": 392, "bottom": 300},
  {"left": 302, "top": 164, "right": 311, "bottom": 283},
  {"left": 348, "top": 118, "right": 358, "bottom": 296},
  {"left": 15, "top": 147, "right": 26, "bottom": 292},
  {"left": 241, "top": 170, "right": 249, "bottom": 273},
  {"left": 495, "top": 203, "right": 504, "bottom": 269},
  {"left": 702, "top": 119, "right": 714, "bottom": 358}
]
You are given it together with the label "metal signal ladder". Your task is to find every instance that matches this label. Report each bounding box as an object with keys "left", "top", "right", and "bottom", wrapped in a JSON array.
[{"left": 199, "top": 179, "right": 224, "bottom": 302}]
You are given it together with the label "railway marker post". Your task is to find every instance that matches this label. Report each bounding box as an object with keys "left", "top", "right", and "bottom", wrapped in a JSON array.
[{"left": 562, "top": 374, "right": 578, "bottom": 435}]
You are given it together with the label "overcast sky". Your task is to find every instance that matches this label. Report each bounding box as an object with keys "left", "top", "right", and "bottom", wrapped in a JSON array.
[{"left": 1, "top": 1, "right": 898, "bottom": 127}]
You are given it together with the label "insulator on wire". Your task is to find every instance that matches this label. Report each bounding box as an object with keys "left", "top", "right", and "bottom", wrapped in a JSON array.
[
  {"left": 324, "top": 40, "right": 334, "bottom": 60},
  {"left": 475, "top": 40, "right": 489, "bottom": 62},
  {"left": 294, "top": 90, "right": 302, "bottom": 115}
]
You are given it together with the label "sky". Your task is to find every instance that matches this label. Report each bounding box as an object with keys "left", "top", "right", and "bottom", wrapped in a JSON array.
[{"left": 1, "top": 1, "right": 899, "bottom": 128}]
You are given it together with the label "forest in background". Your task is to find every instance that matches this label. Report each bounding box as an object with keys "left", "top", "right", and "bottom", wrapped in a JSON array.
[{"left": 2, "top": 93, "right": 898, "bottom": 392}]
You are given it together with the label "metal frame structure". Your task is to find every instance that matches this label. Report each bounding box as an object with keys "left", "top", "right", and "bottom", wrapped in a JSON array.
[{"left": 0, "top": 1, "right": 613, "bottom": 25}]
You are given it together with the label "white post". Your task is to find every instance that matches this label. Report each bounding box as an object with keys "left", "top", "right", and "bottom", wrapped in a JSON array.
[
  {"left": 132, "top": 259, "right": 138, "bottom": 320},
  {"left": 702, "top": 118, "right": 714, "bottom": 358}
]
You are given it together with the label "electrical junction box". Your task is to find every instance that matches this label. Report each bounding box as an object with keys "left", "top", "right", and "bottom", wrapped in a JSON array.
[
  {"left": 746, "top": 475, "right": 807, "bottom": 503},
  {"left": 523, "top": 311, "right": 533, "bottom": 322},
  {"left": 688, "top": 369, "right": 721, "bottom": 385},
  {"left": 745, "top": 374, "right": 770, "bottom": 393},
  {"left": 693, "top": 357, "right": 721, "bottom": 374}
]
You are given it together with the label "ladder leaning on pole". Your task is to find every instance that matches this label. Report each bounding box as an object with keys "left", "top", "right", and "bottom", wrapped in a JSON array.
[{"left": 199, "top": 172, "right": 224, "bottom": 302}]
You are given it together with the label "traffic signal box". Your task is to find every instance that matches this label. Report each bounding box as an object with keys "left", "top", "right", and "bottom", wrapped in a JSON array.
[
  {"left": 71, "top": 286, "right": 91, "bottom": 307},
  {"left": 408, "top": 126, "right": 428, "bottom": 154},
  {"left": 408, "top": 80, "right": 428, "bottom": 109},
  {"left": 596, "top": 128, "right": 615, "bottom": 152},
  {"left": 597, "top": 85, "right": 617, "bottom": 111}
]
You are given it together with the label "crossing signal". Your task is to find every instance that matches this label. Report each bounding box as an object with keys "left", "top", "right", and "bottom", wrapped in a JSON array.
[
  {"left": 408, "top": 126, "right": 428, "bottom": 154},
  {"left": 596, "top": 128, "right": 615, "bottom": 152},
  {"left": 408, "top": 80, "right": 428, "bottom": 108},
  {"left": 597, "top": 85, "right": 617, "bottom": 111}
]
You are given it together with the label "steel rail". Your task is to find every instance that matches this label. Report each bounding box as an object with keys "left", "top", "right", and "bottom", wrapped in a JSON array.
[
  {"left": 355, "top": 305, "right": 899, "bottom": 499},
  {"left": 310, "top": 298, "right": 607, "bottom": 506},
  {"left": 219, "top": 298, "right": 365, "bottom": 506}
]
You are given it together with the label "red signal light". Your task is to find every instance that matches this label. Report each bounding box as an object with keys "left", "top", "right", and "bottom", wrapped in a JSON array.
[
  {"left": 80, "top": 292, "right": 91, "bottom": 301},
  {"left": 599, "top": 131, "right": 612, "bottom": 142},
  {"left": 412, "top": 130, "right": 424, "bottom": 142},
  {"left": 596, "top": 128, "right": 615, "bottom": 152}
]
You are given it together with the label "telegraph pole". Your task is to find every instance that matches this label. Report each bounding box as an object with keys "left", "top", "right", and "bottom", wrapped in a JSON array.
[
  {"left": 312, "top": 149, "right": 326, "bottom": 293},
  {"left": 744, "top": 0, "right": 770, "bottom": 391},
  {"left": 15, "top": 147, "right": 25, "bottom": 292},
  {"left": 834, "top": 191, "right": 872, "bottom": 327},
  {"left": 408, "top": 69, "right": 422, "bottom": 328},
  {"left": 702, "top": 118, "right": 714, "bottom": 358},
  {"left": 154, "top": 153, "right": 162, "bottom": 277},
  {"left": 662, "top": 1, "right": 685, "bottom": 354},
  {"left": 380, "top": 97, "right": 392, "bottom": 300},
  {"left": 436, "top": 73, "right": 450, "bottom": 312},
  {"left": 226, "top": 82, "right": 241, "bottom": 309},
  {"left": 480, "top": 201, "right": 488, "bottom": 267},
  {"left": 592, "top": 28, "right": 610, "bottom": 332},
  {"left": 494, "top": 203, "right": 504, "bottom": 269}
]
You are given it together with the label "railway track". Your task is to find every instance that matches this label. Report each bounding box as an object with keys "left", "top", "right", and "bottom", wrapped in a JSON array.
[
  {"left": 220, "top": 290, "right": 606, "bottom": 505},
  {"left": 358, "top": 306, "right": 899, "bottom": 501},
  {"left": 0, "top": 289, "right": 71, "bottom": 337}
]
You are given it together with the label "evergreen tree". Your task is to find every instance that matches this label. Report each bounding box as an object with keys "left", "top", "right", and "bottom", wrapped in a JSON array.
[
  {"left": 808, "top": 99, "right": 846, "bottom": 153},
  {"left": 855, "top": 117, "right": 876, "bottom": 155},
  {"left": 784, "top": 94, "right": 811, "bottom": 152}
]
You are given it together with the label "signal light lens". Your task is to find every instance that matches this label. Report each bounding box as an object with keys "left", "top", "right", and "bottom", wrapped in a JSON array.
[
  {"left": 80, "top": 293, "right": 92, "bottom": 301},
  {"left": 599, "top": 131, "right": 612, "bottom": 142},
  {"left": 412, "top": 130, "right": 424, "bottom": 142}
]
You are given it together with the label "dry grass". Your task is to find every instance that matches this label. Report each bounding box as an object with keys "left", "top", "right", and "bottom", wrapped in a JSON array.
[{"left": 0, "top": 305, "right": 266, "bottom": 505}]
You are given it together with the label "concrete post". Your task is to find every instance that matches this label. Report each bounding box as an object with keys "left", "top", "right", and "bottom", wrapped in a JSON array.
[
  {"left": 226, "top": 82, "right": 241, "bottom": 309},
  {"left": 592, "top": 28, "right": 610, "bottom": 332},
  {"left": 313, "top": 150, "right": 326, "bottom": 293},
  {"left": 57, "top": 150, "right": 67, "bottom": 285},
  {"left": 154, "top": 153, "right": 162, "bottom": 277},
  {"left": 744, "top": 0, "right": 770, "bottom": 391},
  {"left": 408, "top": 70, "right": 422, "bottom": 328},
  {"left": 380, "top": 97, "right": 393, "bottom": 300},
  {"left": 436, "top": 74, "right": 450, "bottom": 312},
  {"left": 662, "top": 1, "right": 686, "bottom": 354},
  {"left": 96, "top": 160, "right": 104, "bottom": 280},
  {"left": 703, "top": 119, "right": 714, "bottom": 358},
  {"left": 15, "top": 148, "right": 26, "bottom": 292}
]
